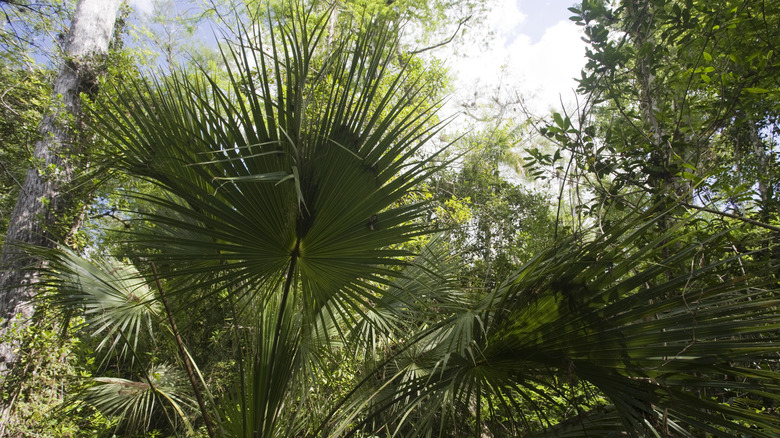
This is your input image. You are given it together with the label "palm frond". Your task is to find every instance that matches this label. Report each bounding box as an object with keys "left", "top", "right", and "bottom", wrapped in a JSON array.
[
  {"left": 348, "top": 235, "right": 466, "bottom": 359},
  {"left": 80, "top": 363, "right": 196, "bottom": 435},
  {"left": 40, "top": 247, "right": 161, "bottom": 364},
  {"left": 89, "top": 3, "right": 451, "bottom": 436},
  {"left": 219, "top": 290, "right": 302, "bottom": 438},
  {"left": 90, "top": 2, "right": 447, "bottom": 323},
  {"left": 344, "top": 209, "right": 780, "bottom": 437}
]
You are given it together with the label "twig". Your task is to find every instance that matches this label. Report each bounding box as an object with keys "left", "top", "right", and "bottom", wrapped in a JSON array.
[
  {"left": 88, "top": 208, "right": 131, "bottom": 228},
  {"left": 0, "top": 159, "right": 25, "bottom": 192},
  {"left": 681, "top": 202, "right": 780, "bottom": 233},
  {"left": 406, "top": 16, "right": 471, "bottom": 55}
]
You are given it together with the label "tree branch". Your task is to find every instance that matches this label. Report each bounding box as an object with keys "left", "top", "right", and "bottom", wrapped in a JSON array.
[
  {"left": 407, "top": 15, "right": 471, "bottom": 56},
  {"left": 682, "top": 202, "right": 780, "bottom": 232}
]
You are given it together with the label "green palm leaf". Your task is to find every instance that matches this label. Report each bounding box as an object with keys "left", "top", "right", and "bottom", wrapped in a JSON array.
[
  {"left": 219, "top": 292, "right": 302, "bottom": 438},
  {"left": 89, "top": 2, "right": 450, "bottom": 437},
  {"left": 40, "top": 247, "right": 161, "bottom": 363},
  {"left": 346, "top": 209, "right": 780, "bottom": 437},
  {"left": 348, "top": 235, "right": 466, "bottom": 358},
  {"left": 80, "top": 363, "right": 196, "bottom": 435},
  {"left": 91, "top": 3, "right": 446, "bottom": 318}
]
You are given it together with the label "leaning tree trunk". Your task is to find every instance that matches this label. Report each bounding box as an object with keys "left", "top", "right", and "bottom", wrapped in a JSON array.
[{"left": 0, "top": 0, "right": 122, "bottom": 372}]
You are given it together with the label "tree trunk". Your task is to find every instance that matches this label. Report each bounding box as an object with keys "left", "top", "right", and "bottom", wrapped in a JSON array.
[{"left": 0, "top": 0, "right": 122, "bottom": 373}]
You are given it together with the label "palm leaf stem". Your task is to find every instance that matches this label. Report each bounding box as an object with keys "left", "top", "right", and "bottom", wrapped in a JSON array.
[
  {"left": 227, "top": 291, "right": 250, "bottom": 437},
  {"left": 151, "top": 262, "right": 217, "bottom": 438},
  {"left": 262, "top": 254, "right": 298, "bottom": 435}
]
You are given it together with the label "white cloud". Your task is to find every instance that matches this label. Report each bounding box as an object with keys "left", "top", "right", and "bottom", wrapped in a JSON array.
[
  {"left": 508, "top": 19, "right": 586, "bottom": 113},
  {"left": 491, "top": 0, "right": 527, "bottom": 37},
  {"left": 442, "top": 2, "right": 586, "bottom": 123}
]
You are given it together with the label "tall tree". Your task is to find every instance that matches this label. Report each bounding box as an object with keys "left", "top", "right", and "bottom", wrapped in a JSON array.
[
  {"left": 0, "top": 0, "right": 123, "bottom": 371},
  {"left": 530, "top": 0, "right": 780, "bottom": 230}
]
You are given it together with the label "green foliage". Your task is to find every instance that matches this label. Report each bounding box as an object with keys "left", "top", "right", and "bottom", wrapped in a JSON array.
[
  {"left": 19, "top": 248, "right": 198, "bottom": 436},
  {"left": 3, "top": 1, "right": 780, "bottom": 438},
  {"left": 83, "top": 2, "right": 449, "bottom": 436},
  {"left": 532, "top": 0, "right": 780, "bottom": 231},
  {"left": 0, "top": 314, "right": 115, "bottom": 437},
  {"left": 0, "top": 0, "right": 72, "bottom": 66},
  {"left": 344, "top": 207, "right": 780, "bottom": 437},
  {"left": 43, "top": 248, "right": 162, "bottom": 364},
  {"left": 206, "top": 0, "right": 489, "bottom": 55},
  {"left": 0, "top": 63, "right": 50, "bottom": 235},
  {"left": 80, "top": 363, "right": 197, "bottom": 435},
  {"left": 433, "top": 126, "right": 559, "bottom": 288}
]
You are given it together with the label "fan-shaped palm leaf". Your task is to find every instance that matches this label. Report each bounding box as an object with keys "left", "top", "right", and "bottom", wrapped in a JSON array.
[
  {"left": 80, "top": 363, "right": 197, "bottom": 435},
  {"left": 91, "top": 4, "right": 446, "bottom": 311},
  {"left": 40, "top": 247, "right": 161, "bottom": 363},
  {"left": 344, "top": 209, "right": 780, "bottom": 437},
  {"left": 89, "top": 2, "right": 449, "bottom": 437}
]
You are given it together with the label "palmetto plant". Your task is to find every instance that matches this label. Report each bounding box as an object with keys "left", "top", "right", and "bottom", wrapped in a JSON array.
[
  {"left": 82, "top": 363, "right": 197, "bottom": 434},
  {"left": 37, "top": 248, "right": 199, "bottom": 435},
  {"left": 341, "top": 210, "right": 780, "bottom": 437},
  {"left": 43, "top": 248, "right": 161, "bottom": 363},
  {"left": 82, "top": 2, "right": 447, "bottom": 437},
  {"left": 32, "top": 1, "right": 780, "bottom": 437}
]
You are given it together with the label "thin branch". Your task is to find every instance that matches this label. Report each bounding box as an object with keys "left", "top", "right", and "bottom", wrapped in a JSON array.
[
  {"left": 406, "top": 15, "right": 470, "bottom": 56},
  {"left": 0, "top": 158, "right": 25, "bottom": 192},
  {"left": 681, "top": 202, "right": 780, "bottom": 232}
]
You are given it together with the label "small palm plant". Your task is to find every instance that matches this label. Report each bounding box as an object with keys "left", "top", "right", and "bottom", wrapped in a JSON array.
[{"left": 40, "top": 249, "right": 198, "bottom": 435}]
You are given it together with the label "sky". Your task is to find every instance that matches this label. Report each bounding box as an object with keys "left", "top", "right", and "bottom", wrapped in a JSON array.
[
  {"left": 129, "top": 0, "right": 154, "bottom": 13},
  {"left": 443, "top": 0, "right": 587, "bottom": 120},
  {"left": 127, "top": 0, "right": 587, "bottom": 117}
]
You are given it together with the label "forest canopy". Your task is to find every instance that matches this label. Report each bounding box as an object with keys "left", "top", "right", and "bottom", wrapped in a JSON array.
[{"left": 0, "top": 0, "right": 778, "bottom": 437}]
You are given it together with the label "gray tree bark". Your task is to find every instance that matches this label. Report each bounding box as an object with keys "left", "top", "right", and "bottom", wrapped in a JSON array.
[{"left": 0, "top": 0, "right": 122, "bottom": 372}]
